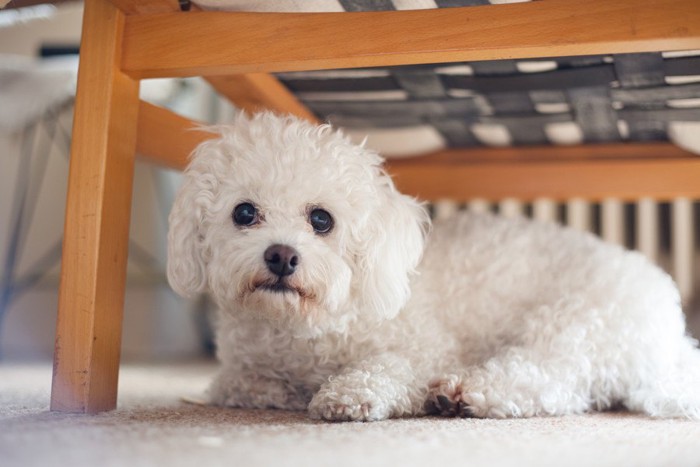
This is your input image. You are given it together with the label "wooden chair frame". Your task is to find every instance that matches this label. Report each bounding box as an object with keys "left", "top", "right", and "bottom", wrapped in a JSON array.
[{"left": 50, "top": 0, "right": 700, "bottom": 413}]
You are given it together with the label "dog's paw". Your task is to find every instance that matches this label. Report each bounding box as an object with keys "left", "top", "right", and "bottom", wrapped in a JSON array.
[
  {"left": 309, "top": 401, "right": 373, "bottom": 422},
  {"left": 425, "top": 374, "right": 482, "bottom": 418},
  {"left": 308, "top": 389, "right": 388, "bottom": 422}
]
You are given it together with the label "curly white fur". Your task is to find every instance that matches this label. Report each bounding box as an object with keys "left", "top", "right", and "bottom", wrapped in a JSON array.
[{"left": 168, "top": 112, "right": 700, "bottom": 422}]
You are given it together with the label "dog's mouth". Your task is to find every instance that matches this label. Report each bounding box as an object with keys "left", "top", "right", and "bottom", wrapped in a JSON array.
[{"left": 252, "top": 279, "right": 309, "bottom": 298}]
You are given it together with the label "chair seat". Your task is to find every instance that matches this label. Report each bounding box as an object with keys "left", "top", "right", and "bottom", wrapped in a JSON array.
[
  {"left": 277, "top": 54, "right": 700, "bottom": 156},
  {"left": 192, "top": 0, "right": 700, "bottom": 156}
]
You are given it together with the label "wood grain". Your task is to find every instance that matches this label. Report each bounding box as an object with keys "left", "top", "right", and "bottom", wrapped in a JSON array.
[
  {"left": 121, "top": 0, "right": 700, "bottom": 78},
  {"left": 205, "top": 74, "right": 319, "bottom": 123},
  {"left": 51, "top": 0, "right": 140, "bottom": 414},
  {"left": 386, "top": 158, "right": 700, "bottom": 202},
  {"left": 136, "top": 100, "right": 211, "bottom": 170}
]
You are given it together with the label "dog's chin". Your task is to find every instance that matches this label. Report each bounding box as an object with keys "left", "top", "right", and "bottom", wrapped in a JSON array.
[
  {"left": 244, "top": 286, "right": 302, "bottom": 312},
  {"left": 237, "top": 280, "right": 311, "bottom": 325},
  {"left": 235, "top": 278, "right": 348, "bottom": 338}
]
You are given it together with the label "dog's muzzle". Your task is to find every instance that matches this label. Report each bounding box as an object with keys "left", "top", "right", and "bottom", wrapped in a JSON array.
[{"left": 247, "top": 244, "right": 313, "bottom": 299}]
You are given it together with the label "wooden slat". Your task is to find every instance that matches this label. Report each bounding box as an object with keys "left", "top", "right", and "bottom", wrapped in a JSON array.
[
  {"left": 108, "top": 0, "right": 181, "bottom": 14},
  {"left": 387, "top": 157, "right": 700, "bottom": 202},
  {"left": 121, "top": 0, "right": 700, "bottom": 78},
  {"left": 136, "top": 101, "right": 211, "bottom": 170},
  {"left": 135, "top": 103, "right": 700, "bottom": 202},
  {"left": 387, "top": 143, "right": 697, "bottom": 165},
  {"left": 205, "top": 74, "right": 319, "bottom": 123},
  {"left": 51, "top": 0, "right": 140, "bottom": 414}
]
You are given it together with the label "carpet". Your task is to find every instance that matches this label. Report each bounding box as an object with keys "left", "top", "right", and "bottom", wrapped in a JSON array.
[{"left": 2, "top": 361, "right": 700, "bottom": 467}]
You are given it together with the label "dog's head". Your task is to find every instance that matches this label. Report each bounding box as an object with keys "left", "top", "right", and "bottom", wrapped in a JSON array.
[{"left": 167, "top": 112, "right": 429, "bottom": 337}]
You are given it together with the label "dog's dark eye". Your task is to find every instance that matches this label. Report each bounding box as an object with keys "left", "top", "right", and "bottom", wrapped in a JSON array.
[
  {"left": 232, "top": 202, "right": 258, "bottom": 226},
  {"left": 309, "top": 208, "right": 333, "bottom": 234}
]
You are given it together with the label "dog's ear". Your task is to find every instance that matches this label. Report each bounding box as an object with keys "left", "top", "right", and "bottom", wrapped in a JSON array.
[
  {"left": 167, "top": 139, "right": 221, "bottom": 298},
  {"left": 353, "top": 172, "right": 430, "bottom": 320}
]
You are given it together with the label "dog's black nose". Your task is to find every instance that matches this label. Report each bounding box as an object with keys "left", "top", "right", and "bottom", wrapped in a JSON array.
[{"left": 264, "top": 244, "right": 300, "bottom": 277}]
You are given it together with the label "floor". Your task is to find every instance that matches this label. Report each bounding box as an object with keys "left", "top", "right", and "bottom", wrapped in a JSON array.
[{"left": 2, "top": 360, "right": 700, "bottom": 467}]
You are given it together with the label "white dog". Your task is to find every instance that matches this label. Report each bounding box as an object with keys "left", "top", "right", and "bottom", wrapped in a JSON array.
[{"left": 167, "top": 112, "right": 700, "bottom": 422}]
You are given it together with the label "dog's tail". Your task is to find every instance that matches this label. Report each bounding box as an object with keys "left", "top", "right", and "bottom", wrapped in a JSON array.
[{"left": 625, "top": 337, "right": 700, "bottom": 420}]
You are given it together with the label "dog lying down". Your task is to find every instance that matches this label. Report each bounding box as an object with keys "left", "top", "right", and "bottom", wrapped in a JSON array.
[{"left": 167, "top": 112, "right": 700, "bottom": 422}]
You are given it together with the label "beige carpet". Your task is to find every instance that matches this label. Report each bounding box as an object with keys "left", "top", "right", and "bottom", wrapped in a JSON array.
[{"left": 2, "top": 361, "right": 700, "bottom": 467}]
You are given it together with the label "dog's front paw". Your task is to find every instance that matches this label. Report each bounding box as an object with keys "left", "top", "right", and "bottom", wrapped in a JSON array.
[
  {"left": 308, "top": 356, "right": 418, "bottom": 422},
  {"left": 309, "top": 399, "right": 373, "bottom": 422},
  {"left": 308, "top": 389, "right": 388, "bottom": 422}
]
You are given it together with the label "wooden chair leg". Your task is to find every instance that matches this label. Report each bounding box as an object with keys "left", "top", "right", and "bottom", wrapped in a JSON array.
[{"left": 50, "top": 0, "right": 139, "bottom": 414}]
